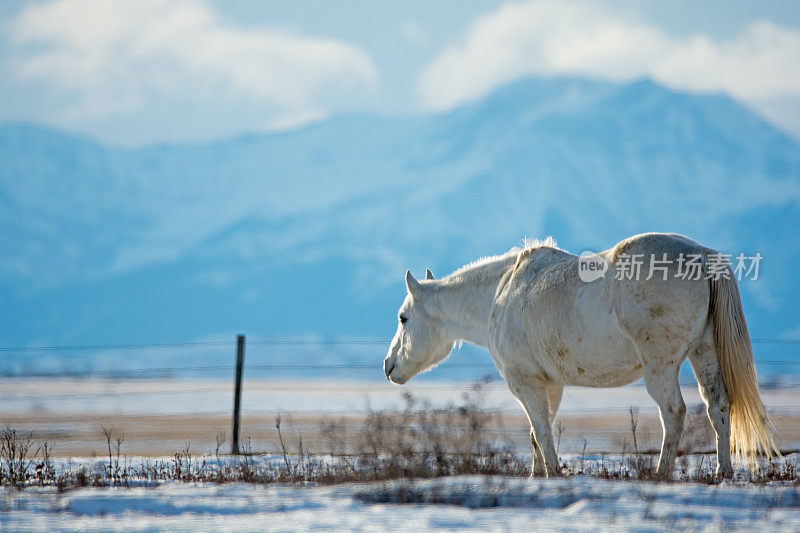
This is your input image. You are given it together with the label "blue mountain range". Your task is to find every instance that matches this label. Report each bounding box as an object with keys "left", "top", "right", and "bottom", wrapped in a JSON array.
[{"left": 2, "top": 76, "right": 799, "bottom": 376}]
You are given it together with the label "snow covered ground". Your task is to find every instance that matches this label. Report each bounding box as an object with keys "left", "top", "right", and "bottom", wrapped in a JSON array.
[
  {"left": 4, "top": 376, "right": 800, "bottom": 531},
  {"left": 3, "top": 474, "right": 800, "bottom": 532}
]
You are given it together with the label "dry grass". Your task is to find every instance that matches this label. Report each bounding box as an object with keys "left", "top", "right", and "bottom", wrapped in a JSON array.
[{"left": 6, "top": 406, "right": 799, "bottom": 459}]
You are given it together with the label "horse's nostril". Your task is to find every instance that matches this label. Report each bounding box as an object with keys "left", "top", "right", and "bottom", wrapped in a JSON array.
[{"left": 384, "top": 362, "right": 395, "bottom": 378}]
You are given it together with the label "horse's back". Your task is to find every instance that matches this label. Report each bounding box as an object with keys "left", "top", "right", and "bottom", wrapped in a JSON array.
[{"left": 604, "top": 232, "right": 707, "bottom": 264}]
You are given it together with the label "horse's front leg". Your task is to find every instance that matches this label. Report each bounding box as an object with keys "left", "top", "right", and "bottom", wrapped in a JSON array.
[
  {"left": 530, "top": 431, "right": 546, "bottom": 476},
  {"left": 514, "top": 385, "right": 561, "bottom": 477},
  {"left": 530, "top": 386, "right": 564, "bottom": 475}
]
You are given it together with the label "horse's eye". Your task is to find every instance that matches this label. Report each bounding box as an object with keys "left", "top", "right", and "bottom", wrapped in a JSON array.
[{"left": 399, "top": 315, "right": 408, "bottom": 324}]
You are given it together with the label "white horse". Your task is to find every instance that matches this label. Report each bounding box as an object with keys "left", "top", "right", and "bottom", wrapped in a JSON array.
[{"left": 383, "top": 233, "right": 777, "bottom": 480}]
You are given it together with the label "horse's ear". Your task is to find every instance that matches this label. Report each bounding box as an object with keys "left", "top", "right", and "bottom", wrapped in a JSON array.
[
  {"left": 425, "top": 269, "right": 435, "bottom": 280},
  {"left": 406, "top": 269, "right": 423, "bottom": 298}
]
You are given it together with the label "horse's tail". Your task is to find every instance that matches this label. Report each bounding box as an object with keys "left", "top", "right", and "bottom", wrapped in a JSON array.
[{"left": 708, "top": 267, "right": 778, "bottom": 468}]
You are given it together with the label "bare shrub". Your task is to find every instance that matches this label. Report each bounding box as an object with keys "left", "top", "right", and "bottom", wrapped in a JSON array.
[
  {"left": 34, "top": 441, "right": 56, "bottom": 486},
  {"left": 1, "top": 424, "right": 36, "bottom": 488},
  {"left": 101, "top": 426, "right": 126, "bottom": 485},
  {"left": 624, "top": 407, "right": 654, "bottom": 480},
  {"left": 215, "top": 432, "right": 226, "bottom": 460}
]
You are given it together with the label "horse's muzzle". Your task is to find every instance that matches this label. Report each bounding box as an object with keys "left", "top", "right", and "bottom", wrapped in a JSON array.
[{"left": 383, "top": 359, "right": 396, "bottom": 380}]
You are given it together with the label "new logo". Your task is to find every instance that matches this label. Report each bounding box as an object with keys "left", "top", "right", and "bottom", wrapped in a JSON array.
[{"left": 578, "top": 251, "right": 608, "bottom": 282}]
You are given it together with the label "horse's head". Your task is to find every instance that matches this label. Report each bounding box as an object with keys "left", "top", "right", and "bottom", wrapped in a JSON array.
[{"left": 383, "top": 269, "right": 453, "bottom": 384}]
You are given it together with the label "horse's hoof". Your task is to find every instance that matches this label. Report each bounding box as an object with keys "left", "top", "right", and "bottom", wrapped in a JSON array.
[
  {"left": 654, "top": 470, "right": 673, "bottom": 482},
  {"left": 715, "top": 468, "right": 734, "bottom": 480}
]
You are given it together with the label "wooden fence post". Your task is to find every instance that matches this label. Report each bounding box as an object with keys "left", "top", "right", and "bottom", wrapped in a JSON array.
[{"left": 231, "top": 334, "right": 245, "bottom": 455}]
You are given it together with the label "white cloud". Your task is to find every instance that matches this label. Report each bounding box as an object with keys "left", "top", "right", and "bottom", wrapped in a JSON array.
[
  {"left": 265, "top": 109, "right": 328, "bottom": 132},
  {"left": 417, "top": 0, "right": 800, "bottom": 111},
  {"left": 7, "top": 0, "right": 377, "bottom": 123}
]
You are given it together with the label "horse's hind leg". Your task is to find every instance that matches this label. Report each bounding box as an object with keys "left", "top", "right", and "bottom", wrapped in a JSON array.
[
  {"left": 688, "top": 324, "right": 733, "bottom": 477},
  {"left": 640, "top": 354, "right": 686, "bottom": 480}
]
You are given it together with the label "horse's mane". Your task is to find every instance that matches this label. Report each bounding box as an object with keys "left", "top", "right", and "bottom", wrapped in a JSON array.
[
  {"left": 518, "top": 236, "right": 560, "bottom": 252},
  {"left": 446, "top": 237, "right": 561, "bottom": 281}
]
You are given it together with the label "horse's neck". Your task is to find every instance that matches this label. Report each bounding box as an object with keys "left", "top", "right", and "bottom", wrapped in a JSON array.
[{"left": 436, "top": 253, "right": 518, "bottom": 348}]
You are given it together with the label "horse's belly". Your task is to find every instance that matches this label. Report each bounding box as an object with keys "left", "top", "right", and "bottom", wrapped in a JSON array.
[
  {"left": 551, "top": 336, "right": 643, "bottom": 387},
  {"left": 564, "top": 353, "right": 643, "bottom": 387}
]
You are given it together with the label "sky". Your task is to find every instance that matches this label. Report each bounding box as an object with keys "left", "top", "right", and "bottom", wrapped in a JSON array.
[{"left": 1, "top": 0, "right": 799, "bottom": 146}]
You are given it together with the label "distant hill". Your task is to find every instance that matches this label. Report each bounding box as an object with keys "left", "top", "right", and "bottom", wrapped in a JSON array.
[{"left": 2, "top": 76, "right": 799, "bottom": 374}]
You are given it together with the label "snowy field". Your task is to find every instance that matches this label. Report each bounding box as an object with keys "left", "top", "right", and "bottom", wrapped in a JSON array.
[
  {"left": 4, "top": 377, "right": 800, "bottom": 456},
  {"left": 4, "top": 378, "right": 800, "bottom": 530},
  {"left": 3, "top": 474, "right": 800, "bottom": 532}
]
